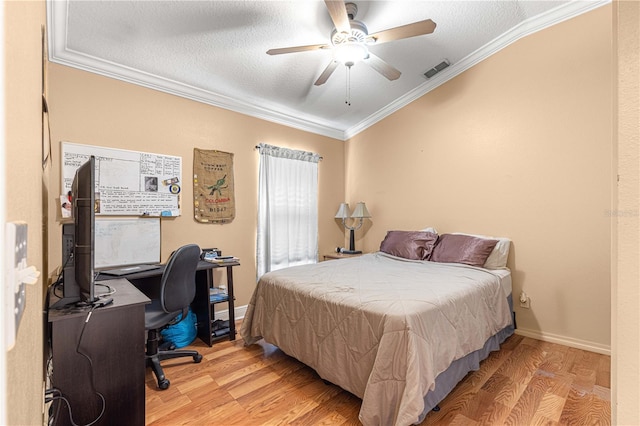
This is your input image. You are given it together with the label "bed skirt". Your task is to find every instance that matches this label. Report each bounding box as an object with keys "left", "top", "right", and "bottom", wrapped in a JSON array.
[{"left": 417, "top": 295, "right": 515, "bottom": 422}]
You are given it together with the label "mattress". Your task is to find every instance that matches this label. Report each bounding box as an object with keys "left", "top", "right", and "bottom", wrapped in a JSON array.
[
  {"left": 241, "top": 252, "right": 513, "bottom": 425},
  {"left": 491, "top": 267, "right": 513, "bottom": 298}
]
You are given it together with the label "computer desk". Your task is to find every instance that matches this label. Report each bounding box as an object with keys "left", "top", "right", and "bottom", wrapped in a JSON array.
[
  {"left": 48, "top": 278, "right": 150, "bottom": 425},
  {"left": 96, "top": 260, "right": 239, "bottom": 346},
  {"left": 47, "top": 261, "right": 238, "bottom": 425}
]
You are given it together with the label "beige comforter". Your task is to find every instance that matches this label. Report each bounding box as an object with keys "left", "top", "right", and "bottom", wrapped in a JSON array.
[{"left": 240, "top": 253, "right": 512, "bottom": 426}]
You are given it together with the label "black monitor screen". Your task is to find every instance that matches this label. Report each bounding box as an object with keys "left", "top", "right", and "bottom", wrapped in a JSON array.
[{"left": 72, "top": 156, "right": 97, "bottom": 304}]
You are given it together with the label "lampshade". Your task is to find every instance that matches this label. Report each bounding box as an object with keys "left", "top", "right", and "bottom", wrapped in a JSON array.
[
  {"left": 334, "top": 203, "right": 350, "bottom": 219},
  {"left": 351, "top": 202, "right": 371, "bottom": 219}
]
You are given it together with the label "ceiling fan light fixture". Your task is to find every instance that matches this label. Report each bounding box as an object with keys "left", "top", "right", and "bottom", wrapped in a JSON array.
[{"left": 334, "top": 42, "right": 369, "bottom": 66}]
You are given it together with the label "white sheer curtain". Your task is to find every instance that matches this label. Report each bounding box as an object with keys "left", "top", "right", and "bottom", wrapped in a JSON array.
[{"left": 256, "top": 143, "right": 320, "bottom": 279}]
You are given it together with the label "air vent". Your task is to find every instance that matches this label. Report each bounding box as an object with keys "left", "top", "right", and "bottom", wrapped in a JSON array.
[{"left": 424, "top": 60, "right": 450, "bottom": 79}]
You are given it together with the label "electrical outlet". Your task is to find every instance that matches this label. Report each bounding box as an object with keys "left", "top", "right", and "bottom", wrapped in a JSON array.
[{"left": 519, "top": 291, "right": 530, "bottom": 309}]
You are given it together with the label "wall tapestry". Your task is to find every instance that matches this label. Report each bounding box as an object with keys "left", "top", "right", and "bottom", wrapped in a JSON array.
[{"left": 193, "top": 149, "right": 235, "bottom": 224}]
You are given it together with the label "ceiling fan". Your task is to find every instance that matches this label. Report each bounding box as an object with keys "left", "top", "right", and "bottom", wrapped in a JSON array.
[{"left": 267, "top": 0, "right": 437, "bottom": 86}]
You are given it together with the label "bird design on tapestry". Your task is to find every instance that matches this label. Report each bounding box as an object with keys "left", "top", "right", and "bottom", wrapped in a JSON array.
[{"left": 207, "top": 175, "right": 228, "bottom": 197}]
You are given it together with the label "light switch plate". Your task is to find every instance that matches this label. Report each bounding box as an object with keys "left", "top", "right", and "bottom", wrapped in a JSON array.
[{"left": 5, "top": 222, "right": 28, "bottom": 350}]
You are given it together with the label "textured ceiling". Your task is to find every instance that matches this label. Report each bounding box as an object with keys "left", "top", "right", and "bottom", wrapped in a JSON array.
[{"left": 47, "top": 0, "right": 607, "bottom": 140}]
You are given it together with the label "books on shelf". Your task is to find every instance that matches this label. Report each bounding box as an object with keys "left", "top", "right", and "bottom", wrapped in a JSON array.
[
  {"left": 209, "top": 287, "right": 229, "bottom": 303},
  {"left": 209, "top": 293, "right": 229, "bottom": 303}
]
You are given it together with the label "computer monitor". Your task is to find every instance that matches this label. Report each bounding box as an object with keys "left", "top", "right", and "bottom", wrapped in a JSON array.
[
  {"left": 73, "top": 156, "right": 97, "bottom": 304},
  {"left": 51, "top": 156, "right": 98, "bottom": 308}
]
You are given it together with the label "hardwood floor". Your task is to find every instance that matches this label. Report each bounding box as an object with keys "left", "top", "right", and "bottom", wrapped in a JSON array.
[{"left": 145, "top": 329, "right": 610, "bottom": 425}]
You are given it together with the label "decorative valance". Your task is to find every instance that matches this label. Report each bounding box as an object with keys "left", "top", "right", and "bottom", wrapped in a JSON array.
[{"left": 256, "top": 143, "right": 322, "bottom": 163}]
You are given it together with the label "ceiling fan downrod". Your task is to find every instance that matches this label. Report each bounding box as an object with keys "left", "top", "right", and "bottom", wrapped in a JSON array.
[{"left": 345, "top": 3, "right": 358, "bottom": 21}]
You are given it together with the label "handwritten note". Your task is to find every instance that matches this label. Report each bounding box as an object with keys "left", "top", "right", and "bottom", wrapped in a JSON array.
[{"left": 62, "top": 142, "right": 182, "bottom": 216}]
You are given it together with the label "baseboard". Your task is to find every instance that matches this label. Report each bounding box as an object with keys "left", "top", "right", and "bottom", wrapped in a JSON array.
[
  {"left": 515, "top": 328, "right": 610, "bottom": 355},
  {"left": 213, "top": 304, "right": 248, "bottom": 322}
]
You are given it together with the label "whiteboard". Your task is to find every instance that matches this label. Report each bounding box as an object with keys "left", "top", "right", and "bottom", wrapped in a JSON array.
[
  {"left": 61, "top": 142, "right": 182, "bottom": 216},
  {"left": 94, "top": 218, "right": 161, "bottom": 268}
]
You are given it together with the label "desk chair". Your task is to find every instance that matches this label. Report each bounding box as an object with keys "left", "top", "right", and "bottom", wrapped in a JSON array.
[{"left": 145, "top": 244, "right": 203, "bottom": 389}]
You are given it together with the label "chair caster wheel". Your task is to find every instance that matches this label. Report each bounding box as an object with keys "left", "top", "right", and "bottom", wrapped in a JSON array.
[
  {"left": 158, "top": 378, "right": 170, "bottom": 390},
  {"left": 194, "top": 354, "right": 203, "bottom": 363}
]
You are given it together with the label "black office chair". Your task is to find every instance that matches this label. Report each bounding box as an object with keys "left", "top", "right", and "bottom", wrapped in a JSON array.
[{"left": 145, "top": 244, "right": 203, "bottom": 390}]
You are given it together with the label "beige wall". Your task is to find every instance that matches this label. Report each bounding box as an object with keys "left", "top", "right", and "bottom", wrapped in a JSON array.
[
  {"left": 347, "top": 6, "right": 613, "bottom": 352},
  {"left": 5, "top": 1, "right": 640, "bottom": 424},
  {"left": 612, "top": 1, "right": 640, "bottom": 424},
  {"left": 46, "top": 64, "right": 346, "bottom": 308},
  {"left": 4, "top": 1, "right": 46, "bottom": 425}
]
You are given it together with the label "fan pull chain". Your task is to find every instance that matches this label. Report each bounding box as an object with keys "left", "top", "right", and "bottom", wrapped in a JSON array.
[{"left": 345, "top": 65, "right": 352, "bottom": 106}]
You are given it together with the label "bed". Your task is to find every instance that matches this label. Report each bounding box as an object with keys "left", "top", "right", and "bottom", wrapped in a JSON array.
[{"left": 240, "top": 231, "right": 514, "bottom": 426}]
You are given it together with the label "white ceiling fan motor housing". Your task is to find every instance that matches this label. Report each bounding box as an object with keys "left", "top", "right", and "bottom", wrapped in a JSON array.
[{"left": 331, "top": 20, "right": 369, "bottom": 45}]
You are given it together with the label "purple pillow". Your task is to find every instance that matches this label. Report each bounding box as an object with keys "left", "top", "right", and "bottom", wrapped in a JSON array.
[
  {"left": 380, "top": 231, "right": 438, "bottom": 260},
  {"left": 431, "top": 234, "right": 498, "bottom": 267}
]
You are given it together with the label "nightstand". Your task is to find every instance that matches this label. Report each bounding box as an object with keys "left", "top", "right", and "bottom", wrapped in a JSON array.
[{"left": 323, "top": 252, "right": 364, "bottom": 261}]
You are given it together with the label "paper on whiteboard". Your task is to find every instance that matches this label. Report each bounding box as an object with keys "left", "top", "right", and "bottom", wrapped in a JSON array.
[{"left": 62, "top": 142, "right": 182, "bottom": 216}]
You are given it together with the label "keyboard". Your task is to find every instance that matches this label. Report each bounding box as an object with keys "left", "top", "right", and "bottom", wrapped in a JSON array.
[{"left": 100, "top": 264, "right": 162, "bottom": 276}]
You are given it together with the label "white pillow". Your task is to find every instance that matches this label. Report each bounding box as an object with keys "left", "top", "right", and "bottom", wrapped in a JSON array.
[
  {"left": 419, "top": 227, "right": 439, "bottom": 234},
  {"left": 452, "top": 232, "right": 511, "bottom": 269}
]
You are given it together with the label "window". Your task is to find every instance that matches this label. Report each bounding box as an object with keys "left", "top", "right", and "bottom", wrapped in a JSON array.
[{"left": 256, "top": 143, "right": 321, "bottom": 279}]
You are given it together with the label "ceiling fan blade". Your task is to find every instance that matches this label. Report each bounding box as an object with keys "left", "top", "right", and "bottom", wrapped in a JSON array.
[
  {"left": 314, "top": 60, "right": 339, "bottom": 86},
  {"left": 365, "top": 53, "right": 401, "bottom": 81},
  {"left": 324, "top": 0, "right": 351, "bottom": 34},
  {"left": 267, "top": 44, "right": 330, "bottom": 55},
  {"left": 369, "top": 19, "right": 436, "bottom": 44}
]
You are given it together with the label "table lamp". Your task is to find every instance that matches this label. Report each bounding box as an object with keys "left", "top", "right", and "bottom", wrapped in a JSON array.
[{"left": 335, "top": 202, "right": 371, "bottom": 254}]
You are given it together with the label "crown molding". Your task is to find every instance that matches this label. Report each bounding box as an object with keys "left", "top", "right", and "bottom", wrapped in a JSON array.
[
  {"left": 46, "top": 1, "right": 346, "bottom": 140},
  {"left": 48, "top": 0, "right": 609, "bottom": 142}
]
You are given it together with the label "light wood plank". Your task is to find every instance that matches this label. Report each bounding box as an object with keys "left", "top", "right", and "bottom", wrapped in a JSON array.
[{"left": 145, "top": 326, "right": 610, "bottom": 425}]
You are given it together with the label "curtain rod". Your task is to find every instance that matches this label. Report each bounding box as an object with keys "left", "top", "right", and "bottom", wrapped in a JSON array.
[{"left": 255, "top": 145, "right": 323, "bottom": 160}]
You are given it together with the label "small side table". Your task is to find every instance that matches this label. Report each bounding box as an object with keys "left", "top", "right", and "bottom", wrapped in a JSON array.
[{"left": 323, "top": 252, "right": 365, "bottom": 261}]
